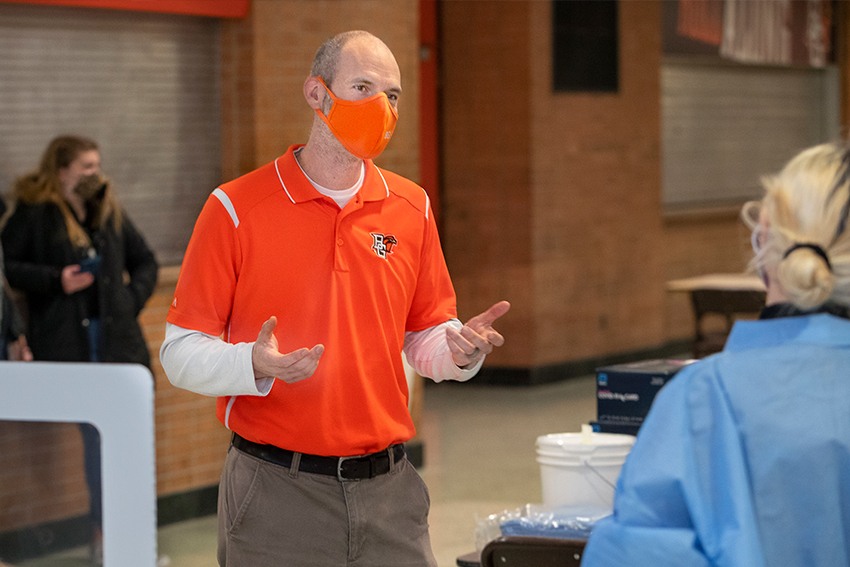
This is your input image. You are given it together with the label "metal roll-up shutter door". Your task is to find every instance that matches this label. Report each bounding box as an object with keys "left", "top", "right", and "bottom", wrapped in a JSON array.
[
  {"left": 662, "top": 59, "right": 839, "bottom": 208},
  {"left": 0, "top": 3, "right": 220, "bottom": 265}
]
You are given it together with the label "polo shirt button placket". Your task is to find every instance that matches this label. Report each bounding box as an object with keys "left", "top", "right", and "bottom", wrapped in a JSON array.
[{"left": 334, "top": 235, "right": 350, "bottom": 271}]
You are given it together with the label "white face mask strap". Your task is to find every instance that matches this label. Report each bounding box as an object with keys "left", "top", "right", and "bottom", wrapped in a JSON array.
[
  {"left": 834, "top": 189, "right": 850, "bottom": 243},
  {"left": 828, "top": 148, "right": 850, "bottom": 243},
  {"left": 751, "top": 225, "right": 762, "bottom": 255}
]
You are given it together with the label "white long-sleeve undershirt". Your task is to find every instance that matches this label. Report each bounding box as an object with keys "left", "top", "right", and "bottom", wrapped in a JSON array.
[{"left": 160, "top": 320, "right": 484, "bottom": 398}]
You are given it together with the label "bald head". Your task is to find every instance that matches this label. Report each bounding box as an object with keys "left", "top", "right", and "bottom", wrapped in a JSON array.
[{"left": 311, "top": 31, "right": 396, "bottom": 88}]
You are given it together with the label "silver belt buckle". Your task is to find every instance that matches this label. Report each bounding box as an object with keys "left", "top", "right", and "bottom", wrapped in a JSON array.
[{"left": 337, "top": 455, "right": 357, "bottom": 481}]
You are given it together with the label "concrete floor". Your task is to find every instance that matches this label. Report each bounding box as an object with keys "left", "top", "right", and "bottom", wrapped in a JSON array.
[{"left": 16, "top": 374, "right": 598, "bottom": 567}]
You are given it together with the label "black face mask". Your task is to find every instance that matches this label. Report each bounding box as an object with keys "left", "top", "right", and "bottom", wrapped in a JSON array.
[
  {"left": 73, "top": 173, "right": 109, "bottom": 202},
  {"left": 760, "top": 302, "right": 850, "bottom": 320}
]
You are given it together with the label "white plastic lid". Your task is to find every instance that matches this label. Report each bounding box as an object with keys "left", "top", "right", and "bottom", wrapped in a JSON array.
[{"left": 536, "top": 431, "right": 635, "bottom": 454}]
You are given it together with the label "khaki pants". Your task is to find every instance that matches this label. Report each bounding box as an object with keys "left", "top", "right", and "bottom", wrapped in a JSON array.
[{"left": 218, "top": 444, "right": 438, "bottom": 567}]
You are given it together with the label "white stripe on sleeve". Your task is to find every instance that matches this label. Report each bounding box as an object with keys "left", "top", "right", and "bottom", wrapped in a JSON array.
[{"left": 212, "top": 188, "right": 240, "bottom": 228}]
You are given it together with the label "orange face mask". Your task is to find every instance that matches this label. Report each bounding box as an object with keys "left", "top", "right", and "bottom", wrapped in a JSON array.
[{"left": 314, "top": 77, "right": 398, "bottom": 160}]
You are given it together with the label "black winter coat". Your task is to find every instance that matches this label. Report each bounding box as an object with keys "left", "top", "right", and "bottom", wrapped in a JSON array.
[{"left": 1, "top": 201, "right": 158, "bottom": 367}]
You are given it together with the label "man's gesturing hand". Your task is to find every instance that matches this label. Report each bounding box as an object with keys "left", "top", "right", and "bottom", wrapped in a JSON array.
[
  {"left": 447, "top": 300, "right": 511, "bottom": 368},
  {"left": 252, "top": 316, "right": 324, "bottom": 384}
]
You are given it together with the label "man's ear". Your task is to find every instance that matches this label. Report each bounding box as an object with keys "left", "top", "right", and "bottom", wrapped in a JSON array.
[{"left": 303, "top": 76, "right": 325, "bottom": 111}]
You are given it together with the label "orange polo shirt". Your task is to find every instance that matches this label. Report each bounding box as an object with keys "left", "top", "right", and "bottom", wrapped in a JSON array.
[{"left": 167, "top": 145, "right": 457, "bottom": 456}]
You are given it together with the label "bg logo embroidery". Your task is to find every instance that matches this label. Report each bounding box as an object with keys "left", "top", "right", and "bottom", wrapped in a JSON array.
[{"left": 370, "top": 233, "right": 398, "bottom": 259}]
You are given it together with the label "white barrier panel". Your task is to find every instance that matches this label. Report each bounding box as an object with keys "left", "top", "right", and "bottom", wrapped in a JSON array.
[{"left": 0, "top": 361, "right": 157, "bottom": 566}]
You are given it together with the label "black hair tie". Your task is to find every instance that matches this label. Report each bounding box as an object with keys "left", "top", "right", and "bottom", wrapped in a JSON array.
[{"left": 782, "top": 243, "right": 832, "bottom": 272}]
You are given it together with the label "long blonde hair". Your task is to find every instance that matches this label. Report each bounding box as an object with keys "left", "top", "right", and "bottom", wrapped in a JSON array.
[
  {"left": 745, "top": 142, "right": 850, "bottom": 310},
  {"left": 13, "top": 135, "right": 123, "bottom": 248}
]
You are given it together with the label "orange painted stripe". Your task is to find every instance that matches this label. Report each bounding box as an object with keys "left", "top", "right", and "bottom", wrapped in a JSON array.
[{"left": 0, "top": 0, "right": 249, "bottom": 18}]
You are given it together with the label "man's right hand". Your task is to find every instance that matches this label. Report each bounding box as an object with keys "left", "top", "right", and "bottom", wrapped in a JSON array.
[{"left": 252, "top": 316, "right": 324, "bottom": 384}]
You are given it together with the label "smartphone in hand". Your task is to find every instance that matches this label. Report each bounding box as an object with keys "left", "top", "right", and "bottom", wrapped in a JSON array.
[{"left": 78, "top": 255, "right": 101, "bottom": 274}]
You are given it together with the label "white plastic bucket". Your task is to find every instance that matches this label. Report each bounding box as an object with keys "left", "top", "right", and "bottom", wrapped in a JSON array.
[{"left": 535, "top": 428, "right": 635, "bottom": 508}]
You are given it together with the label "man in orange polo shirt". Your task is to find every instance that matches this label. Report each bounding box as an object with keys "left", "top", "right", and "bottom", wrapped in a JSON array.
[{"left": 160, "top": 30, "right": 509, "bottom": 566}]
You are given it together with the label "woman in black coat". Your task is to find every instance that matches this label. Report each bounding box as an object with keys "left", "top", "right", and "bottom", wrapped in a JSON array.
[{"left": 1, "top": 135, "right": 157, "bottom": 563}]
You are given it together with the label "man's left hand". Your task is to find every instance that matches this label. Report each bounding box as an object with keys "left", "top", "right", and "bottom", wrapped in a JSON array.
[{"left": 447, "top": 300, "right": 511, "bottom": 368}]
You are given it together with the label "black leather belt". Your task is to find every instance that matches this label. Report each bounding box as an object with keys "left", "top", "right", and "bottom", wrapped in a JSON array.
[{"left": 232, "top": 433, "right": 405, "bottom": 481}]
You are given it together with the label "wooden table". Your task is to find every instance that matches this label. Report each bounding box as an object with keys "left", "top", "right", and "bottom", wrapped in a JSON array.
[
  {"left": 667, "top": 273, "right": 765, "bottom": 357},
  {"left": 666, "top": 272, "right": 765, "bottom": 293},
  {"left": 456, "top": 550, "right": 481, "bottom": 566}
]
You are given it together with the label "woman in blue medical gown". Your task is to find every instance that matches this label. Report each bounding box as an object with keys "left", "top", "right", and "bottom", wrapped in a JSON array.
[{"left": 582, "top": 142, "right": 850, "bottom": 567}]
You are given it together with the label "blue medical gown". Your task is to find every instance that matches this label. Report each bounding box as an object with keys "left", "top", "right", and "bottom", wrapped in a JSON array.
[{"left": 582, "top": 314, "right": 850, "bottom": 567}]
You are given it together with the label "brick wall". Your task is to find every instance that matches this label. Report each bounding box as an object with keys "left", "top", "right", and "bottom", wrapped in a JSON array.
[
  {"left": 440, "top": 1, "right": 759, "bottom": 371},
  {"left": 441, "top": 1, "right": 686, "bottom": 370},
  {"left": 441, "top": 0, "right": 535, "bottom": 364},
  {"left": 529, "top": 0, "right": 667, "bottom": 364},
  {"left": 0, "top": 422, "right": 88, "bottom": 531}
]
